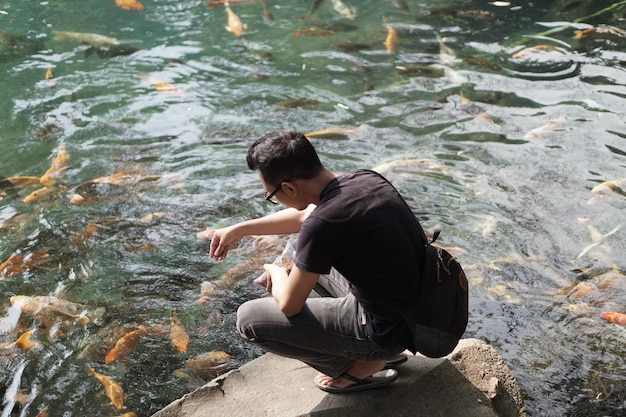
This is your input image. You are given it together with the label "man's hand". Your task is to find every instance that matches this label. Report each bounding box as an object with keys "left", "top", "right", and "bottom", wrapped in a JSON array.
[
  {"left": 262, "top": 263, "right": 288, "bottom": 294},
  {"left": 197, "top": 226, "right": 242, "bottom": 261}
]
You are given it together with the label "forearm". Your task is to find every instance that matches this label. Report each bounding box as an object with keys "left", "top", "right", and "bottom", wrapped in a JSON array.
[
  {"left": 234, "top": 205, "right": 314, "bottom": 237},
  {"left": 200, "top": 204, "right": 315, "bottom": 261}
]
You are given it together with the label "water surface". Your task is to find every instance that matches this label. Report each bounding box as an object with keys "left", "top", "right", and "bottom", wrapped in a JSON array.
[{"left": 1, "top": 0, "right": 626, "bottom": 416}]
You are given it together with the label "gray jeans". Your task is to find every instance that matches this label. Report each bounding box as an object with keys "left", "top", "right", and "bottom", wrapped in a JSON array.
[{"left": 236, "top": 268, "right": 405, "bottom": 377}]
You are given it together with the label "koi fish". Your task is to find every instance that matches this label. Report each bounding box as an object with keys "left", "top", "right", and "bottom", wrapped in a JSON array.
[
  {"left": 574, "top": 25, "right": 625, "bottom": 40},
  {"left": 186, "top": 351, "right": 235, "bottom": 380},
  {"left": 6, "top": 176, "right": 41, "bottom": 188},
  {"left": 305, "top": 125, "right": 364, "bottom": 138},
  {"left": 140, "top": 74, "right": 183, "bottom": 97},
  {"left": 589, "top": 178, "right": 626, "bottom": 204},
  {"left": 40, "top": 144, "right": 70, "bottom": 186},
  {"left": 196, "top": 281, "right": 217, "bottom": 306},
  {"left": 308, "top": 0, "right": 325, "bottom": 14},
  {"left": 104, "top": 324, "right": 168, "bottom": 364},
  {"left": 561, "top": 281, "right": 597, "bottom": 298},
  {"left": 86, "top": 365, "right": 126, "bottom": 411},
  {"left": 115, "top": 0, "right": 144, "bottom": 10},
  {"left": 384, "top": 23, "right": 398, "bottom": 53},
  {"left": 10, "top": 295, "right": 94, "bottom": 327},
  {"left": 0, "top": 330, "right": 39, "bottom": 350},
  {"left": 523, "top": 113, "right": 565, "bottom": 139},
  {"left": 170, "top": 310, "right": 190, "bottom": 353},
  {"left": 372, "top": 158, "right": 449, "bottom": 176},
  {"left": 139, "top": 212, "right": 168, "bottom": 224},
  {"left": 1, "top": 253, "right": 50, "bottom": 280},
  {"left": 437, "top": 34, "right": 456, "bottom": 65},
  {"left": 22, "top": 186, "right": 58, "bottom": 204},
  {"left": 577, "top": 223, "right": 623, "bottom": 259},
  {"left": 392, "top": 0, "right": 409, "bottom": 11},
  {"left": 91, "top": 170, "right": 163, "bottom": 186},
  {"left": 511, "top": 45, "right": 554, "bottom": 59},
  {"left": 292, "top": 28, "right": 335, "bottom": 38},
  {"left": 71, "top": 224, "right": 98, "bottom": 247},
  {"left": 331, "top": 0, "right": 356, "bottom": 20},
  {"left": 104, "top": 326, "right": 149, "bottom": 364},
  {"left": 225, "top": 3, "right": 247, "bottom": 37},
  {"left": 206, "top": 0, "right": 248, "bottom": 8},
  {"left": 456, "top": 10, "right": 495, "bottom": 18},
  {"left": 54, "top": 31, "right": 119, "bottom": 47},
  {"left": 601, "top": 312, "right": 626, "bottom": 325},
  {"left": 45, "top": 66, "right": 56, "bottom": 87}
]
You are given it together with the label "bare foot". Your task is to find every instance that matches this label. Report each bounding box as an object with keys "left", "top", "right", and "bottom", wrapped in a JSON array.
[{"left": 316, "top": 359, "right": 386, "bottom": 389}]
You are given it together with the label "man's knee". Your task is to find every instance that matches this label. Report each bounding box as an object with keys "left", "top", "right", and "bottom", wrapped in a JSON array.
[{"left": 236, "top": 300, "right": 257, "bottom": 342}]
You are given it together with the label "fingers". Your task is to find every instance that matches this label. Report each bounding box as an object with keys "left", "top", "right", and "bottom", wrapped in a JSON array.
[{"left": 197, "top": 229, "right": 214, "bottom": 240}]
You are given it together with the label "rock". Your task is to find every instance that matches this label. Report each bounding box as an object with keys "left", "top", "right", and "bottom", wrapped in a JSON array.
[{"left": 447, "top": 339, "right": 526, "bottom": 417}]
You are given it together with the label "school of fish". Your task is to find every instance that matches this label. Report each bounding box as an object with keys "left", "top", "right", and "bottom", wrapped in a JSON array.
[{"left": 1, "top": 0, "right": 625, "bottom": 415}]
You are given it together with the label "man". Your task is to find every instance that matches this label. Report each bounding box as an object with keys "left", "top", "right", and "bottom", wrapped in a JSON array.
[{"left": 198, "top": 129, "right": 428, "bottom": 393}]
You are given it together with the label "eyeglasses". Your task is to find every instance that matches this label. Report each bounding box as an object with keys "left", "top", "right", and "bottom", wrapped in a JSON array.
[{"left": 264, "top": 184, "right": 282, "bottom": 204}]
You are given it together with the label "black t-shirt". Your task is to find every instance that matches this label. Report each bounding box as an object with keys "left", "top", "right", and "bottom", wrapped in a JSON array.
[{"left": 295, "top": 169, "right": 427, "bottom": 348}]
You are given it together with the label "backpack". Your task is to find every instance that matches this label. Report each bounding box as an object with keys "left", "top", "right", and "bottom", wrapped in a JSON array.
[{"left": 403, "top": 230, "right": 469, "bottom": 358}]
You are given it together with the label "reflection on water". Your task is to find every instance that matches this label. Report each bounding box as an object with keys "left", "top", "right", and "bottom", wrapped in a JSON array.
[{"left": 1, "top": 0, "right": 626, "bottom": 415}]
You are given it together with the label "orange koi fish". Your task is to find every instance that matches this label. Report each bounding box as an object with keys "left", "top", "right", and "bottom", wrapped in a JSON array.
[
  {"left": 22, "top": 186, "right": 57, "bottom": 204},
  {"left": 574, "top": 25, "right": 625, "bottom": 40},
  {"left": 225, "top": 3, "right": 247, "bottom": 37},
  {"left": 292, "top": 28, "right": 335, "bottom": 38},
  {"left": 15, "top": 329, "right": 39, "bottom": 349},
  {"left": 104, "top": 326, "right": 149, "bottom": 364},
  {"left": 170, "top": 310, "right": 190, "bottom": 353},
  {"left": 601, "top": 311, "right": 626, "bottom": 326},
  {"left": 40, "top": 144, "right": 70, "bottom": 186},
  {"left": 207, "top": 0, "right": 248, "bottom": 8},
  {"left": 511, "top": 45, "right": 554, "bottom": 59},
  {"left": 0, "top": 330, "right": 39, "bottom": 350},
  {"left": 87, "top": 365, "right": 126, "bottom": 411},
  {"left": 6, "top": 176, "right": 41, "bottom": 188},
  {"left": 1, "top": 253, "right": 50, "bottom": 280},
  {"left": 105, "top": 324, "right": 168, "bottom": 364},
  {"left": 140, "top": 74, "right": 183, "bottom": 97},
  {"left": 115, "top": 0, "right": 144, "bottom": 10},
  {"left": 384, "top": 23, "right": 398, "bottom": 53},
  {"left": 71, "top": 224, "right": 98, "bottom": 246}
]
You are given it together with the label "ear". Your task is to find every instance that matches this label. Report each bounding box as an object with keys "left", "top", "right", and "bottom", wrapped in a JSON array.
[{"left": 282, "top": 181, "right": 297, "bottom": 196}]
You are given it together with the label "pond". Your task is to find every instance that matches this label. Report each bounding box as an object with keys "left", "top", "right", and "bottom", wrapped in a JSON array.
[{"left": 1, "top": 0, "right": 625, "bottom": 416}]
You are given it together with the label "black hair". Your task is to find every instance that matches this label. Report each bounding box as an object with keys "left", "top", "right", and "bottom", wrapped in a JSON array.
[{"left": 246, "top": 129, "right": 323, "bottom": 186}]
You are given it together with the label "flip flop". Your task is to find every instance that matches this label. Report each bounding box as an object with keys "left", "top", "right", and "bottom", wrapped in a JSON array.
[
  {"left": 314, "top": 369, "right": 398, "bottom": 394},
  {"left": 384, "top": 353, "right": 408, "bottom": 369}
]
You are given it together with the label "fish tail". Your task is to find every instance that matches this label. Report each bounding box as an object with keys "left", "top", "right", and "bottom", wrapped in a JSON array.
[
  {"left": 54, "top": 31, "right": 67, "bottom": 41},
  {"left": 573, "top": 31, "right": 583, "bottom": 40}
]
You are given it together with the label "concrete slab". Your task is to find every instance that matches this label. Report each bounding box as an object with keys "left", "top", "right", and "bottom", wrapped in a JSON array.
[{"left": 153, "top": 339, "right": 523, "bottom": 417}]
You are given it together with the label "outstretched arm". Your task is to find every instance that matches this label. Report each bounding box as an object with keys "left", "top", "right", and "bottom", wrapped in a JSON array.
[{"left": 197, "top": 204, "right": 315, "bottom": 260}]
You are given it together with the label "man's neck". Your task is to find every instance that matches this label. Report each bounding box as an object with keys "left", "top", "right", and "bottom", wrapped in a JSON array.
[{"left": 305, "top": 168, "right": 337, "bottom": 204}]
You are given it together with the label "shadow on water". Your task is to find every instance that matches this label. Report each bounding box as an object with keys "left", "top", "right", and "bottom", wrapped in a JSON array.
[{"left": 1, "top": 0, "right": 626, "bottom": 416}]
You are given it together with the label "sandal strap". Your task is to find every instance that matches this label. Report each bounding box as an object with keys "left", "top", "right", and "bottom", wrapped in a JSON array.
[{"left": 340, "top": 372, "right": 366, "bottom": 384}]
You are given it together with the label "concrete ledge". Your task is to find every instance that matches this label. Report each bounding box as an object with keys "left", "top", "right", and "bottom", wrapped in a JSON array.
[{"left": 152, "top": 338, "right": 525, "bottom": 417}]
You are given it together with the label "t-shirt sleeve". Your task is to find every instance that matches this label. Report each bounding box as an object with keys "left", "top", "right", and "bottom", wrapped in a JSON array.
[{"left": 294, "top": 216, "right": 340, "bottom": 275}]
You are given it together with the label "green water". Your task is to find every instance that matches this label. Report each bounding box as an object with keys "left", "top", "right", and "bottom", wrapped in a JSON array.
[{"left": 1, "top": 0, "right": 626, "bottom": 415}]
